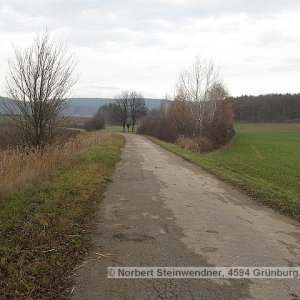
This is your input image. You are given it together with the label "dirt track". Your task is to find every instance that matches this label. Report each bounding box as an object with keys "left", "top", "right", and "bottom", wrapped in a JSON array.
[{"left": 72, "top": 134, "right": 300, "bottom": 299}]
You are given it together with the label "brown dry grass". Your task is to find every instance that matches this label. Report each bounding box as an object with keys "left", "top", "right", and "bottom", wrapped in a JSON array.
[
  {"left": 0, "top": 118, "right": 16, "bottom": 149},
  {"left": 0, "top": 130, "right": 113, "bottom": 199},
  {"left": 0, "top": 133, "right": 124, "bottom": 298},
  {"left": 176, "top": 135, "right": 213, "bottom": 152}
]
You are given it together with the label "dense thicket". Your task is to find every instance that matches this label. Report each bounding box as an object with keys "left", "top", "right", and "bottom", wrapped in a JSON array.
[
  {"left": 138, "top": 99, "right": 235, "bottom": 151},
  {"left": 138, "top": 56, "right": 235, "bottom": 152},
  {"left": 97, "top": 103, "right": 118, "bottom": 124},
  {"left": 85, "top": 111, "right": 105, "bottom": 131},
  {"left": 234, "top": 94, "right": 300, "bottom": 122}
]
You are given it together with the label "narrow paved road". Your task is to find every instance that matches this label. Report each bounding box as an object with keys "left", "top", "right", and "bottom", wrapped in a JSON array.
[{"left": 73, "top": 134, "right": 300, "bottom": 300}]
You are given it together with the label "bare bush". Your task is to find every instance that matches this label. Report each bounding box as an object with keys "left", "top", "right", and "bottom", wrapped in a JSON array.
[
  {"left": 139, "top": 56, "right": 235, "bottom": 151},
  {"left": 0, "top": 117, "right": 16, "bottom": 148},
  {"left": 176, "top": 136, "right": 214, "bottom": 152},
  {"left": 85, "top": 111, "right": 105, "bottom": 131},
  {"left": 138, "top": 100, "right": 194, "bottom": 142},
  {"left": 202, "top": 98, "right": 235, "bottom": 147},
  {"left": 62, "top": 116, "right": 92, "bottom": 130},
  {"left": 2, "top": 32, "right": 77, "bottom": 148},
  {"left": 128, "top": 92, "right": 147, "bottom": 132},
  {"left": 138, "top": 97, "right": 235, "bottom": 151},
  {"left": 177, "top": 56, "right": 228, "bottom": 135},
  {"left": 112, "top": 92, "right": 129, "bottom": 132}
]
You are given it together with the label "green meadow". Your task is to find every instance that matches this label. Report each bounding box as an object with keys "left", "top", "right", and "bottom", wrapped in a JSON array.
[{"left": 148, "top": 123, "right": 300, "bottom": 219}]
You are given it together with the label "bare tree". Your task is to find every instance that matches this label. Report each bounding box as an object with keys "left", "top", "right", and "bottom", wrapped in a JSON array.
[
  {"left": 112, "top": 91, "right": 129, "bottom": 132},
  {"left": 177, "top": 56, "right": 225, "bottom": 134},
  {"left": 128, "top": 91, "right": 147, "bottom": 132},
  {"left": 2, "top": 32, "right": 77, "bottom": 148},
  {"left": 206, "top": 81, "right": 228, "bottom": 124}
]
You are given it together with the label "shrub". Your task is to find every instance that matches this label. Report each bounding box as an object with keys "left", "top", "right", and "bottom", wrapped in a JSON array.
[
  {"left": 176, "top": 136, "right": 214, "bottom": 152},
  {"left": 138, "top": 100, "right": 195, "bottom": 142},
  {"left": 202, "top": 98, "right": 235, "bottom": 148},
  {"left": 138, "top": 108, "right": 176, "bottom": 142},
  {"left": 85, "top": 111, "right": 105, "bottom": 131},
  {"left": 138, "top": 98, "right": 235, "bottom": 152}
]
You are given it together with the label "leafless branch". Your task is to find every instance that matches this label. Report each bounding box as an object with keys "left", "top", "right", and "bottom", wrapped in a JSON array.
[
  {"left": 2, "top": 31, "right": 77, "bottom": 148},
  {"left": 176, "top": 56, "right": 227, "bottom": 134}
]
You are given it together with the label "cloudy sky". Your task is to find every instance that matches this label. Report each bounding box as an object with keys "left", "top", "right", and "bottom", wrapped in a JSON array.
[{"left": 0, "top": 0, "right": 300, "bottom": 98}]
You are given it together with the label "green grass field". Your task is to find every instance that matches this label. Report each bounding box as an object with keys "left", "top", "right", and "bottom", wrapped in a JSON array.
[
  {"left": 0, "top": 134, "right": 124, "bottom": 298},
  {"left": 106, "top": 125, "right": 124, "bottom": 132},
  {"left": 106, "top": 124, "right": 139, "bottom": 133},
  {"left": 148, "top": 123, "right": 300, "bottom": 219}
]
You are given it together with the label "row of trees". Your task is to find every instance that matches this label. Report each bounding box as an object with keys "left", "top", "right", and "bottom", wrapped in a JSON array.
[
  {"left": 112, "top": 91, "right": 147, "bottom": 132},
  {"left": 91, "top": 91, "right": 147, "bottom": 132},
  {"left": 138, "top": 57, "right": 235, "bottom": 151},
  {"left": 234, "top": 94, "right": 300, "bottom": 122}
]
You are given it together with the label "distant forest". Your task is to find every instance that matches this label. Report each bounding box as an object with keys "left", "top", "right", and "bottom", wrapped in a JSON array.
[{"left": 233, "top": 94, "right": 300, "bottom": 122}]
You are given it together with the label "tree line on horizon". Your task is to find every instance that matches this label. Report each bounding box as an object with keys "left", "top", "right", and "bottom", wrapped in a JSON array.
[
  {"left": 233, "top": 94, "right": 300, "bottom": 122},
  {"left": 88, "top": 92, "right": 300, "bottom": 137}
]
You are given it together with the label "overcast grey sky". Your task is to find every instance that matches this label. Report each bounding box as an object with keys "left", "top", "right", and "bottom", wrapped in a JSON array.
[{"left": 0, "top": 0, "right": 300, "bottom": 98}]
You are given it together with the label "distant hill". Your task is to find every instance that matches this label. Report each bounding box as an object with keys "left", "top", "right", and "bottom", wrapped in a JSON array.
[
  {"left": 0, "top": 97, "right": 163, "bottom": 117},
  {"left": 65, "top": 98, "right": 163, "bottom": 116},
  {"left": 3, "top": 94, "right": 300, "bottom": 121},
  {"left": 0, "top": 97, "right": 14, "bottom": 114},
  {"left": 65, "top": 98, "right": 113, "bottom": 116}
]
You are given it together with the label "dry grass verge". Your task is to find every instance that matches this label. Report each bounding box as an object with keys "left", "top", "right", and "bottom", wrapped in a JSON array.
[
  {"left": 0, "top": 133, "right": 124, "bottom": 298},
  {"left": 0, "top": 130, "right": 113, "bottom": 199}
]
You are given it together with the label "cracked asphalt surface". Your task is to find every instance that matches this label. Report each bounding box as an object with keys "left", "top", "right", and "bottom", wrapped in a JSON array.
[{"left": 72, "top": 134, "right": 300, "bottom": 300}]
